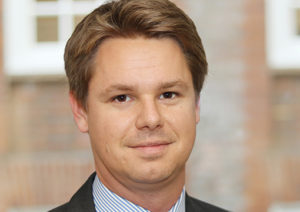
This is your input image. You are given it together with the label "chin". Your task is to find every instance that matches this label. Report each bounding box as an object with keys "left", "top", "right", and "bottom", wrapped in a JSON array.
[{"left": 130, "top": 166, "right": 178, "bottom": 185}]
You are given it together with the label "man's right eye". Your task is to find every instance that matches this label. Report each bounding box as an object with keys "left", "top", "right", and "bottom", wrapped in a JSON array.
[{"left": 112, "top": 95, "right": 131, "bottom": 103}]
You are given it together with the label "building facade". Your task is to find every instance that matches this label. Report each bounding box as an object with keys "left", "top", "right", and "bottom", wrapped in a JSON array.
[{"left": 0, "top": 0, "right": 299, "bottom": 211}]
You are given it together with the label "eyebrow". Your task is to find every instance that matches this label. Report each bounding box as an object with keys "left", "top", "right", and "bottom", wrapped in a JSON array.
[
  {"left": 100, "top": 80, "right": 189, "bottom": 96},
  {"left": 101, "top": 84, "right": 135, "bottom": 95},
  {"left": 159, "top": 80, "right": 189, "bottom": 90}
]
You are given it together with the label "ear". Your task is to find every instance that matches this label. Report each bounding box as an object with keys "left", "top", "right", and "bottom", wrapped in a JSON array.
[
  {"left": 69, "top": 92, "right": 89, "bottom": 133},
  {"left": 195, "top": 97, "right": 200, "bottom": 124}
]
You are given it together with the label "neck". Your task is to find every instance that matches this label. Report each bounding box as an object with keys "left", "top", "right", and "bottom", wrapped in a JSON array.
[{"left": 95, "top": 164, "right": 185, "bottom": 212}]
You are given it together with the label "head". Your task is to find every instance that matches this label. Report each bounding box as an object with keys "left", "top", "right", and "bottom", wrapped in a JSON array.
[
  {"left": 66, "top": 0, "right": 208, "bottom": 205},
  {"left": 65, "top": 0, "right": 207, "bottom": 109}
]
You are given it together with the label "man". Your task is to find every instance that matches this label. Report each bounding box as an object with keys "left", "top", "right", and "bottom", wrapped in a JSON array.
[{"left": 50, "top": 0, "right": 228, "bottom": 211}]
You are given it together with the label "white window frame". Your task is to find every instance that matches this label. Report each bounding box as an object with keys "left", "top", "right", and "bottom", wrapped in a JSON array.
[
  {"left": 265, "top": 0, "right": 300, "bottom": 71},
  {"left": 3, "top": 0, "right": 104, "bottom": 76}
]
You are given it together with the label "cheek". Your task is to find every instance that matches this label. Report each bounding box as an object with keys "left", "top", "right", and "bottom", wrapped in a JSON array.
[
  {"left": 88, "top": 108, "right": 134, "bottom": 151},
  {"left": 167, "top": 103, "right": 197, "bottom": 130},
  {"left": 104, "top": 112, "right": 135, "bottom": 140},
  {"left": 166, "top": 103, "right": 197, "bottom": 153}
]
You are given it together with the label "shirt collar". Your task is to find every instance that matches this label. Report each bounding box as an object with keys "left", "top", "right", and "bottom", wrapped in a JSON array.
[{"left": 92, "top": 174, "right": 185, "bottom": 212}]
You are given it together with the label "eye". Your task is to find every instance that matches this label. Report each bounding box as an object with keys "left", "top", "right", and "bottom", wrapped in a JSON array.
[
  {"left": 113, "top": 95, "right": 131, "bottom": 103},
  {"left": 160, "top": 92, "right": 177, "bottom": 99}
]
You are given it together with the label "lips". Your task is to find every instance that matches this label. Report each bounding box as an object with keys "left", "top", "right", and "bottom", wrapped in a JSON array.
[
  {"left": 128, "top": 140, "right": 172, "bottom": 148},
  {"left": 128, "top": 141, "right": 172, "bottom": 157}
]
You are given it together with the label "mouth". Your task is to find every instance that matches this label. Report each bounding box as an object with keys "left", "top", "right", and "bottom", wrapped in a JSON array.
[{"left": 128, "top": 141, "right": 172, "bottom": 157}]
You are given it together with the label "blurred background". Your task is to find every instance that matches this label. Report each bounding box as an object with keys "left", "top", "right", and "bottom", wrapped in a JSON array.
[{"left": 0, "top": 0, "right": 299, "bottom": 211}]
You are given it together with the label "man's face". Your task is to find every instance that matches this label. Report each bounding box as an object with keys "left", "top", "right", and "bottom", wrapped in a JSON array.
[{"left": 71, "top": 37, "right": 200, "bottom": 189}]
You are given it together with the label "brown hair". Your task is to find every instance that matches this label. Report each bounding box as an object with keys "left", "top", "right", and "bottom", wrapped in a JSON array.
[{"left": 65, "top": 0, "right": 207, "bottom": 107}]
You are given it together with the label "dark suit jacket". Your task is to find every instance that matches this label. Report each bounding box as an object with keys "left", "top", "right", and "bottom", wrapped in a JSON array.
[{"left": 49, "top": 172, "right": 229, "bottom": 212}]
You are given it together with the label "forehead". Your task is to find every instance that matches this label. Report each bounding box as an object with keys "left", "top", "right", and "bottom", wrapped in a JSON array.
[
  {"left": 96, "top": 36, "right": 185, "bottom": 61},
  {"left": 92, "top": 37, "right": 190, "bottom": 80}
]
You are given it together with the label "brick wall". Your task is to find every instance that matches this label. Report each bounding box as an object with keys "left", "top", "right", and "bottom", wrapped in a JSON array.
[
  {"left": 8, "top": 77, "right": 90, "bottom": 152},
  {"left": 185, "top": 0, "right": 246, "bottom": 211},
  {"left": 243, "top": 0, "right": 272, "bottom": 211},
  {"left": 0, "top": 0, "right": 7, "bottom": 153},
  {"left": 0, "top": 77, "right": 95, "bottom": 210},
  {"left": 269, "top": 76, "right": 300, "bottom": 203},
  {"left": 0, "top": 151, "right": 94, "bottom": 211}
]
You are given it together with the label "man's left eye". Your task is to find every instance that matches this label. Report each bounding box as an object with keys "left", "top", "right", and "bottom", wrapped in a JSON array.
[{"left": 160, "top": 92, "right": 177, "bottom": 99}]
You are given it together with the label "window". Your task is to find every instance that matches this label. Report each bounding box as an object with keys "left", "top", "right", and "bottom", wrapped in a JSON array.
[
  {"left": 3, "top": 0, "right": 105, "bottom": 75},
  {"left": 265, "top": 0, "right": 300, "bottom": 71}
]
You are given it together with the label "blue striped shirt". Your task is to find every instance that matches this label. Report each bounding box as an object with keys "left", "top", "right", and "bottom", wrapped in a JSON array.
[{"left": 92, "top": 175, "right": 185, "bottom": 212}]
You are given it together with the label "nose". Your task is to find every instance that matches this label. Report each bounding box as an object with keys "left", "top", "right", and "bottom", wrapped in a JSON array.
[{"left": 135, "top": 98, "right": 163, "bottom": 130}]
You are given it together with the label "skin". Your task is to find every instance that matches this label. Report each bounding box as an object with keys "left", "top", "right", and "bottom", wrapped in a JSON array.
[{"left": 69, "top": 37, "right": 200, "bottom": 212}]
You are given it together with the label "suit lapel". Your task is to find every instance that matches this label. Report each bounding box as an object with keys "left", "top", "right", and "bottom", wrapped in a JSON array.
[{"left": 65, "top": 172, "right": 97, "bottom": 212}]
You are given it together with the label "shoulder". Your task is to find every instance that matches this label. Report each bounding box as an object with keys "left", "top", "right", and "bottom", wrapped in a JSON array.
[
  {"left": 49, "top": 172, "right": 97, "bottom": 212},
  {"left": 185, "top": 193, "right": 230, "bottom": 212}
]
